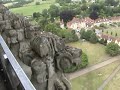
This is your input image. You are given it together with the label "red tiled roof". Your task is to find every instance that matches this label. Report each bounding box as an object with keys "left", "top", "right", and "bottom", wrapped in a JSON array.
[
  {"left": 109, "top": 36, "right": 116, "bottom": 41},
  {"left": 101, "top": 34, "right": 109, "bottom": 40},
  {"left": 116, "top": 38, "right": 120, "bottom": 42},
  {"left": 100, "top": 34, "right": 120, "bottom": 42},
  {"left": 65, "top": 16, "right": 120, "bottom": 29}
]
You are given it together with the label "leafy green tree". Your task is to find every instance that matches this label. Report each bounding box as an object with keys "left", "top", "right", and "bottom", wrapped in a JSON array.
[
  {"left": 105, "top": 0, "right": 119, "bottom": 6},
  {"left": 33, "top": 12, "right": 40, "bottom": 18},
  {"left": 44, "top": 23, "right": 58, "bottom": 34},
  {"left": 106, "top": 42, "right": 120, "bottom": 56},
  {"left": 89, "top": 11, "right": 99, "bottom": 20},
  {"left": 89, "top": 3, "right": 100, "bottom": 12},
  {"left": 80, "top": 29, "right": 86, "bottom": 39},
  {"left": 89, "top": 32, "right": 98, "bottom": 43},
  {"left": 35, "top": 2, "right": 40, "bottom": 5},
  {"left": 111, "top": 32, "right": 113, "bottom": 35},
  {"left": 42, "top": 9, "right": 49, "bottom": 18},
  {"left": 115, "top": 33, "right": 118, "bottom": 37},
  {"left": 48, "top": 5, "right": 59, "bottom": 18},
  {"left": 81, "top": 0, "right": 86, "bottom": 3},
  {"left": 38, "top": 17, "right": 48, "bottom": 29},
  {"left": 81, "top": 4, "right": 88, "bottom": 11},
  {"left": 84, "top": 30, "right": 93, "bottom": 41}
]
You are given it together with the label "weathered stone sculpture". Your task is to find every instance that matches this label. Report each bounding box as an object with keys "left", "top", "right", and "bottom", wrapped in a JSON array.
[{"left": 0, "top": 4, "right": 82, "bottom": 90}]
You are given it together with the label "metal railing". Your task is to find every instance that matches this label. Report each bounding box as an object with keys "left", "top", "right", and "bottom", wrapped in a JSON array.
[{"left": 0, "top": 35, "right": 36, "bottom": 90}]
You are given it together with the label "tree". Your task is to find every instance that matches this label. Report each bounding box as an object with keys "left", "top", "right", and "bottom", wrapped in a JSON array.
[
  {"left": 106, "top": 42, "right": 120, "bottom": 56},
  {"left": 115, "top": 33, "right": 117, "bottom": 37},
  {"left": 89, "top": 11, "right": 99, "bottom": 20},
  {"left": 80, "top": 29, "right": 86, "bottom": 39},
  {"left": 89, "top": 32, "right": 98, "bottom": 43},
  {"left": 44, "top": 23, "right": 58, "bottom": 34},
  {"left": 84, "top": 30, "right": 93, "bottom": 41},
  {"left": 105, "top": 0, "right": 119, "bottom": 6},
  {"left": 89, "top": 3, "right": 100, "bottom": 12},
  {"left": 42, "top": 9, "right": 49, "bottom": 18},
  {"left": 81, "top": 4, "right": 88, "bottom": 11},
  {"left": 111, "top": 32, "right": 113, "bottom": 35},
  {"left": 80, "top": 30, "right": 94, "bottom": 41},
  {"left": 35, "top": 2, "right": 40, "bottom": 5},
  {"left": 48, "top": 5, "right": 59, "bottom": 18},
  {"left": 60, "top": 10, "right": 75, "bottom": 26},
  {"left": 38, "top": 17, "right": 48, "bottom": 29},
  {"left": 81, "top": 0, "right": 86, "bottom": 3},
  {"left": 33, "top": 12, "right": 40, "bottom": 18}
]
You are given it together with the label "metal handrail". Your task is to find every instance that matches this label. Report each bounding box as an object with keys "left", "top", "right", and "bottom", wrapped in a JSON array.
[{"left": 0, "top": 35, "right": 36, "bottom": 90}]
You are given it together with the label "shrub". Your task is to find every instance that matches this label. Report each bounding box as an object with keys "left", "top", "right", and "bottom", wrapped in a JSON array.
[
  {"left": 64, "top": 65, "right": 77, "bottom": 73},
  {"left": 64, "top": 52, "right": 88, "bottom": 73},
  {"left": 100, "top": 23, "right": 107, "bottom": 29},
  {"left": 36, "top": 2, "right": 40, "bottom": 5},
  {"left": 33, "top": 12, "right": 40, "bottom": 18},
  {"left": 106, "top": 42, "right": 120, "bottom": 56},
  {"left": 78, "top": 52, "right": 88, "bottom": 68},
  {"left": 99, "top": 39, "right": 107, "bottom": 45}
]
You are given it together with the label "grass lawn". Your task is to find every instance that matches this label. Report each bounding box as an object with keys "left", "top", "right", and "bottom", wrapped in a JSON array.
[
  {"left": 103, "top": 27, "right": 120, "bottom": 38},
  {"left": 71, "top": 61, "right": 120, "bottom": 90},
  {"left": 10, "top": 0, "right": 55, "bottom": 16},
  {"left": 105, "top": 66, "right": 120, "bottom": 90},
  {"left": 67, "top": 41, "right": 110, "bottom": 66},
  {"left": 25, "top": 0, "right": 55, "bottom": 6}
]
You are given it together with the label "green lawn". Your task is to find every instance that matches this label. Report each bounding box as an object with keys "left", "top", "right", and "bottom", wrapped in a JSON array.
[
  {"left": 103, "top": 27, "right": 120, "bottom": 38},
  {"left": 24, "top": 0, "right": 55, "bottom": 6},
  {"left": 71, "top": 61, "right": 120, "bottom": 90},
  {"left": 105, "top": 66, "right": 120, "bottom": 90},
  {"left": 10, "top": 0, "right": 55, "bottom": 16},
  {"left": 67, "top": 41, "right": 110, "bottom": 66}
]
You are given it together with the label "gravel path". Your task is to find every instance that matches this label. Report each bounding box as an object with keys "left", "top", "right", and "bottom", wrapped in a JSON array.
[{"left": 68, "top": 55, "right": 120, "bottom": 80}]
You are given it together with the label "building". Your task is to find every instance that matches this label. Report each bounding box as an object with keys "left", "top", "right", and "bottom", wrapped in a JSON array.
[
  {"left": 98, "top": 34, "right": 120, "bottom": 46},
  {"left": 60, "top": 16, "right": 120, "bottom": 31}
]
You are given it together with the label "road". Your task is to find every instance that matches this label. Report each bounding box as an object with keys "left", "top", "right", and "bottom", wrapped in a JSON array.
[{"left": 68, "top": 55, "right": 120, "bottom": 80}]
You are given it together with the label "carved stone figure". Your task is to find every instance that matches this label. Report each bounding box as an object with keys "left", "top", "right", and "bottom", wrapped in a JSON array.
[{"left": 0, "top": 4, "right": 82, "bottom": 90}]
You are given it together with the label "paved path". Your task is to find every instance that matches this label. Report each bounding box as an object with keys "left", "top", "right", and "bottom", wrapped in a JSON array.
[
  {"left": 68, "top": 56, "right": 120, "bottom": 80},
  {"left": 98, "top": 65, "right": 120, "bottom": 90}
]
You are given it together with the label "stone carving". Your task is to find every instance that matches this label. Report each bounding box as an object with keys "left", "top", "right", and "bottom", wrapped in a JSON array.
[{"left": 0, "top": 4, "right": 82, "bottom": 90}]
